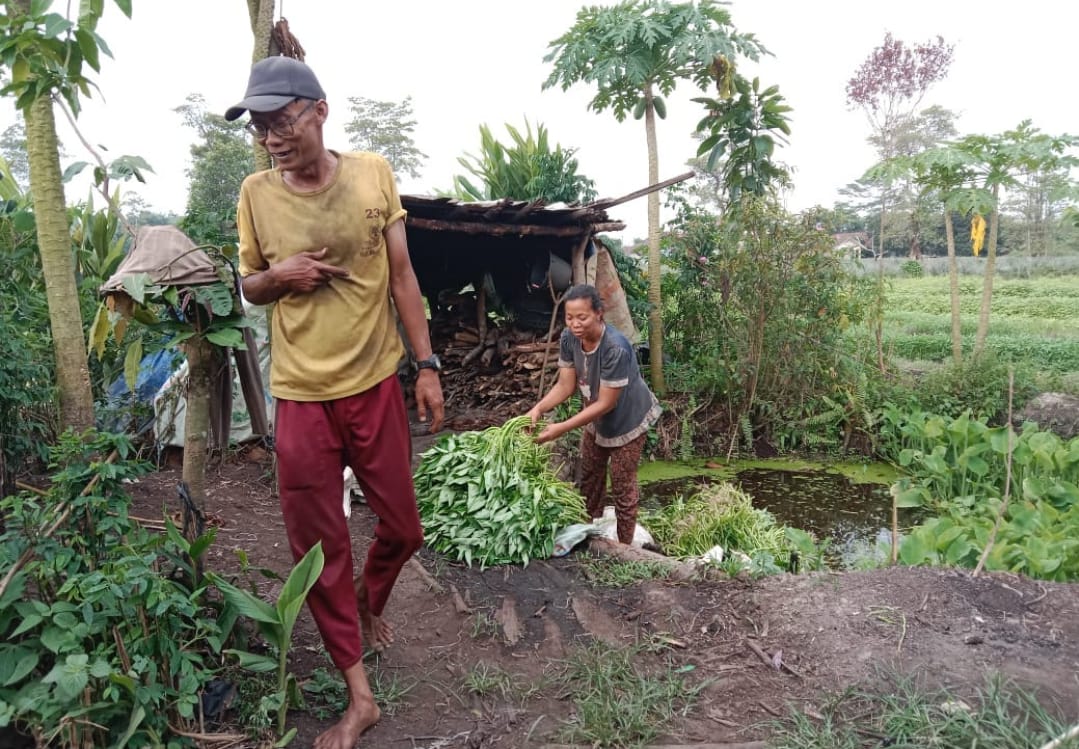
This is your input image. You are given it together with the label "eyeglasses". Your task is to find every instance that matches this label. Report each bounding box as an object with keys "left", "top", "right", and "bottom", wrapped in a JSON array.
[{"left": 245, "top": 99, "right": 316, "bottom": 140}]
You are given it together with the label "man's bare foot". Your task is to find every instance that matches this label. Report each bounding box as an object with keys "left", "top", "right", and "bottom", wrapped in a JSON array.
[
  {"left": 354, "top": 577, "right": 394, "bottom": 652},
  {"left": 312, "top": 696, "right": 380, "bottom": 749}
]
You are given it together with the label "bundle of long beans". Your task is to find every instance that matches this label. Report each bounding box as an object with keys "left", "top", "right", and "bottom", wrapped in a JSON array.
[{"left": 414, "top": 416, "right": 586, "bottom": 568}]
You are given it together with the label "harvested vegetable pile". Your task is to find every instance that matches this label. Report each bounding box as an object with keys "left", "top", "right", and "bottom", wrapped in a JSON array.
[
  {"left": 414, "top": 416, "right": 587, "bottom": 568},
  {"left": 643, "top": 482, "right": 791, "bottom": 559}
]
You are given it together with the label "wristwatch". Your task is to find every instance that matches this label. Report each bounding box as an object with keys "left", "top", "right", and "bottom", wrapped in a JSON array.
[{"left": 415, "top": 354, "right": 442, "bottom": 373}]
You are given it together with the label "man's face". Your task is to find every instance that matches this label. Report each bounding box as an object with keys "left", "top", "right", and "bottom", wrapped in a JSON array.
[{"left": 249, "top": 98, "right": 324, "bottom": 170}]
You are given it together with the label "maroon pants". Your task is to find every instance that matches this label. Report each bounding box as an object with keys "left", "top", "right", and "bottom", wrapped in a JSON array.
[
  {"left": 275, "top": 375, "right": 423, "bottom": 671},
  {"left": 579, "top": 430, "right": 647, "bottom": 544}
]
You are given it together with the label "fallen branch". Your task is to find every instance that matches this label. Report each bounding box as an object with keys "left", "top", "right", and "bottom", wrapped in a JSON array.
[
  {"left": 745, "top": 638, "right": 803, "bottom": 678},
  {"left": 588, "top": 537, "right": 699, "bottom": 582},
  {"left": 15, "top": 480, "right": 48, "bottom": 496},
  {"left": 407, "top": 557, "right": 445, "bottom": 593},
  {"left": 1038, "top": 723, "right": 1079, "bottom": 749}
]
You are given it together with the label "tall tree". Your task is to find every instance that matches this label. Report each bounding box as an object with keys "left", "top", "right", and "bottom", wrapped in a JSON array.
[
  {"left": 175, "top": 93, "right": 254, "bottom": 243},
  {"left": 448, "top": 120, "right": 597, "bottom": 204},
  {"left": 846, "top": 32, "right": 954, "bottom": 256},
  {"left": 543, "top": 0, "right": 765, "bottom": 395},
  {"left": 345, "top": 95, "right": 427, "bottom": 181},
  {"left": 1, "top": 0, "right": 133, "bottom": 432},
  {"left": 0, "top": 121, "right": 29, "bottom": 188}
]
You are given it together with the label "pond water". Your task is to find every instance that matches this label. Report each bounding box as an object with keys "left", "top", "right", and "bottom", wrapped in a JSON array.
[{"left": 639, "top": 467, "right": 919, "bottom": 568}]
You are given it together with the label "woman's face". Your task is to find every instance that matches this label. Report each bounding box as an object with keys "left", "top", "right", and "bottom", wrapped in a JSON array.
[{"left": 564, "top": 298, "right": 604, "bottom": 341}]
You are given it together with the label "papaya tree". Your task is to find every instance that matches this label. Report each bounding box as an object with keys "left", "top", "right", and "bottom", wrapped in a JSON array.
[
  {"left": 0, "top": 0, "right": 134, "bottom": 431},
  {"left": 955, "top": 122, "right": 1077, "bottom": 355},
  {"left": 543, "top": 0, "right": 765, "bottom": 395},
  {"left": 868, "top": 146, "right": 978, "bottom": 364}
]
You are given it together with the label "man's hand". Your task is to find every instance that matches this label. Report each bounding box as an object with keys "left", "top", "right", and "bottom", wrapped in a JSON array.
[
  {"left": 273, "top": 248, "right": 349, "bottom": 294},
  {"left": 415, "top": 369, "right": 445, "bottom": 433}
]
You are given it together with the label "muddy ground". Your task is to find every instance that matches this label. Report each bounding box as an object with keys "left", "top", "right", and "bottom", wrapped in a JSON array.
[{"left": 125, "top": 440, "right": 1079, "bottom": 748}]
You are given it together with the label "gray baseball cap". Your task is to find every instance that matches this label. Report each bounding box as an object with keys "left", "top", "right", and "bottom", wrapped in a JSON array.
[{"left": 225, "top": 56, "right": 326, "bottom": 121}]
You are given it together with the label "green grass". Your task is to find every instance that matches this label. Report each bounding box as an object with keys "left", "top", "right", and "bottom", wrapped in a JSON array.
[
  {"left": 554, "top": 642, "right": 705, "bottom": 748},
  {"left": 770, "top": 671, "right": 1074, "bottom": 748},
  {"left": 578, "top": 556, "right": 672, "bottom": 587}
]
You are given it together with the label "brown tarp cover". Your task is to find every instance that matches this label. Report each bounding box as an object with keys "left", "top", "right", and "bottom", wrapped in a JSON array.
[{"left": 101, "top": 225, "right": 269, "bottom": 447}]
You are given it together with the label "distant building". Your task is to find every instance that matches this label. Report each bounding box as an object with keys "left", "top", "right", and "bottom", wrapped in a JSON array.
[{"left": 833, "top": 231, "right": 874, "bottom": 259}]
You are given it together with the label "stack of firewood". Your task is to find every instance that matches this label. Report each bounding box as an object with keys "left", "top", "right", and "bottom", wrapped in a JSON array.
[{"left": 403, "top": 308, "right": 564, "bottom": 420}]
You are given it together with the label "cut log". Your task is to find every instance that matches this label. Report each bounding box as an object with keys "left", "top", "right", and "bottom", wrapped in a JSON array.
[{"left": 588, "top": 538, "right": 700, "bottom": 582}]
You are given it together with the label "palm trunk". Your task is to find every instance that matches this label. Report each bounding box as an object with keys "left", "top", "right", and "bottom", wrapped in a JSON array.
[
  {"left": 944, "top": 209, "right": 962, "bottom": 364},
  {"left": 974, "top": 185, "right": 1001, "bottom": 356},
  {"left": 24, "top": 94, "right": 95, "bottom": 432},
  {"left": 247, "top": 0, "right": 275, "bottom": 172},
  {"left": 182, "top": 337, "right": 216, "bottom": 513},
  {"left": 643, "top": 83, "right": 665, "bottom": 396}
]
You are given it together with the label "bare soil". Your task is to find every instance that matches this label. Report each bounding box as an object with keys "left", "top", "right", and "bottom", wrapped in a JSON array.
[{"left": 125, "top": 442, "right": 1079, "bottom": 748}]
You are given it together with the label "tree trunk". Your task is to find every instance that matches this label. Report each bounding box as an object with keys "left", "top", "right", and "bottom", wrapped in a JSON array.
[
  {"left": 182, "top": 337, "right": 215, "bottom": 513},
  {"left": 974, "top": 186, "right": 1001, "bottom": 356},
  {"left": 247, "top": 0, "right": 275, "bottom": 172},
  {"left": 643, "top": 84, "right": 665, "bottom": 396},
  {"left": 24, "top": 94, "right": 95, "bottom": 432},
  {"left": 944, "top": 209, "right": 962, "bottom": 364}
]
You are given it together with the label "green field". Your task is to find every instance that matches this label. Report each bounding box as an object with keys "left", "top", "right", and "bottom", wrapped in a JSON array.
[{"left": 867, "top": 275, "right": 1079, "bottom": 374}]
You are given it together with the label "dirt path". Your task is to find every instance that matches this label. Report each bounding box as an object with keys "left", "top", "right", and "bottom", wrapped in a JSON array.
[{"left": 127, "top": 454, "right": 1079, "bottom": 748}]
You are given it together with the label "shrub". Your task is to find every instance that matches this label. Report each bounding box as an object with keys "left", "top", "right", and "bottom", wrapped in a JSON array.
[
  {"left": 900, "top": 259, "right": 924, "bottom": 277},
  {"left": 0, "top": 431, "right": 225, "bottom": 747}
]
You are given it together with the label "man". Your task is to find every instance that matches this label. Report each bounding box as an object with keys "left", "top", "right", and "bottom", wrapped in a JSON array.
[{"left": 226, "top": 55, "right": 444, "bottom": 749}]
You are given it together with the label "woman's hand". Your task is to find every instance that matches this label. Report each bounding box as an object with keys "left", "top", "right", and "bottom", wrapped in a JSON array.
[
  {"left": 534, "top": 422, "right": 564, "bottom": 444},
  {"left": 525, "top": 406, "right": 543, "bottom": 432}
]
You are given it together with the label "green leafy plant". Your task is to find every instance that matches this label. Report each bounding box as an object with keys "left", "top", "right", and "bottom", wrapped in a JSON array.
[
  {"left": 208, "top": 542, "right": 325, "bottom": 745},
  {"left": 414, "top": 416, "right": 586, "bottom": 568},
  {"left": 881, "top": 408, "right": 1079, "bottom": 580},
  {"left": 447, "top": 120, "right": 597, "bottom": 204},
  {"left": 0, "top": 430, "right": 224, "bottom": 748}
]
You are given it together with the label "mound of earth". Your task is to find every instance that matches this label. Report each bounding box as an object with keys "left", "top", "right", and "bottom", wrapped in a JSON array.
[
  {"left": 1018, "top": 392, "right": 1079, "bottom": 439},
  {"left": 122, "top": 450, "right": 1079, "bottom": 748}
]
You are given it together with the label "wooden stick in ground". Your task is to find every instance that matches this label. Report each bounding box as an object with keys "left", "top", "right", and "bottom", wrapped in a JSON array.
[
  {"left": 0, "top": 449, "right": 120, "bottom": 601},
  {"left": 973, "top": 369, "right": 1015, "bottom": 577},
  {"left": 891, "top": 497, "right": 899, "bottom": 565}
]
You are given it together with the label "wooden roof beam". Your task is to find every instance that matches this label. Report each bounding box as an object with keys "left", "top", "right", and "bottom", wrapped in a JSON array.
[{"left": 407, "top": 217, "right": 625, "bottom": 237}]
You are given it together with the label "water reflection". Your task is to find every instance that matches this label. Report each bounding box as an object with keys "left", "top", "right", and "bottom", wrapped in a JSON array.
[{"left": 640, "top": 468, "right": 919, "bottom": 568}]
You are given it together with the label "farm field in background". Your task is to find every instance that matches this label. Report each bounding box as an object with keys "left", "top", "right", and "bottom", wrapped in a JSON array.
[{"left": 865, "top": 274, "right": 1079, "bottom": 379}]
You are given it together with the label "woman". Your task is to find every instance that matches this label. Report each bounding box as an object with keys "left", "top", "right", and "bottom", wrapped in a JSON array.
[{"left": 526, "top": 284, "right": 661, "bottom": 544}]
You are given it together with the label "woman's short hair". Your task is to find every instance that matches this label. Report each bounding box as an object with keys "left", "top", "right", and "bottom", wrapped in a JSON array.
[{"left": 563, "top": 284, "right": 604, "bottom": 312}]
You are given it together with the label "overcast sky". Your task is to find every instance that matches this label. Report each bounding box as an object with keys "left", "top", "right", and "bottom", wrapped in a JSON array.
[{"left": 2, "top": 0, "right": 1075, "bottom": 240}]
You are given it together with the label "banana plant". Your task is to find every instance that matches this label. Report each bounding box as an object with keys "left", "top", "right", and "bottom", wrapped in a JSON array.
[{"left": 208, "top": 542, "right": 324, "bottom": 746}]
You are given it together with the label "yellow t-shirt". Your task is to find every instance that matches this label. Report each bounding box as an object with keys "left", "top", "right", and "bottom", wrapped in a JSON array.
[{"left": 237, "top": 151, "right": 406, "bottom": 401}]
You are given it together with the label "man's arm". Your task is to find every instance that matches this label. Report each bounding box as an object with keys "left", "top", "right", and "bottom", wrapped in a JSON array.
[
  {"left": 386, "top": 219, "right": 444, "bottom": 432},
  {"left": 241, "top": 248, "right": 349, "bottom": 305}
]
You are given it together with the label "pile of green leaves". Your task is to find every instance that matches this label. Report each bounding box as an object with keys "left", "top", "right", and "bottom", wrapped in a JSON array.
[{"left": 414, "top": 416, "right": 586, "bottom": 568}]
